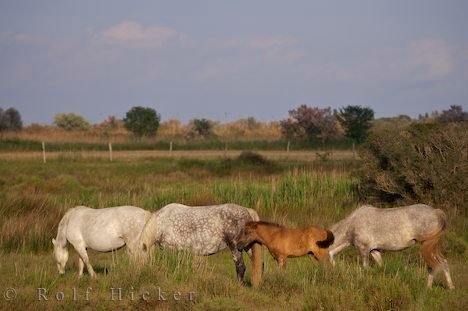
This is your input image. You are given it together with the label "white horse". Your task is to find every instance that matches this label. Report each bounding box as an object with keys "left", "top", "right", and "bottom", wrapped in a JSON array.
[
  {"left": 329, "top": 204, "right": 455, "bottom": 289},
  {"left": 52, "top": 205, "right": 151, "bottom": 278},
  {"left": 138, "top": 203, "right": 263, "bottom": 286}
]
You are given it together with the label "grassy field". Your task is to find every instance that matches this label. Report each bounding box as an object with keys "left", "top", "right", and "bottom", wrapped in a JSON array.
[
  {"left": 0, "top": 137, "right": 354, "bottom": 152},
  {"left": 0, "top": 155, "right": 466, "bottom": 310},
  {"left": 0, "top": 149, "right": 355, "bottom": 162}
]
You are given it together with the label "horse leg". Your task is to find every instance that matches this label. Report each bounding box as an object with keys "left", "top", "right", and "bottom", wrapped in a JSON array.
[
  {"left": 277, "top": 257, "right": 287, "bottom": 269},
  {"left": 328, "top": 242, "right": 350, "bottom": 266},
  {"left": 370, "top": 250, "right": 383, "bottom": 267},
  {"left": 441, "top": 259, "right": 455, "bottom": 289},
  {"left": 228, "top": 243, "right": 246, "bottom": 284},
  {"left": 427, "top": 260, "right": 455, "bottom": 289},
  {"left": 75, "top": 246, "right": 97, "bottom": 278},
  {"left": 78, "top": 257, "right": 85, "bottom": 278},
  {"left": 357, "top": 245, "right": 370, "bottom": 268},
  {"left": 427, "top": 267, "right": 435, "bottom": 288}
]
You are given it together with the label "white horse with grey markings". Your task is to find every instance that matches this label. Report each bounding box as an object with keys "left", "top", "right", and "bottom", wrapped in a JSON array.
[
  {"left": 137, "top": 203, "right": 263, "bottom": 286},
  {"left": 328, "top": 204, "right": 455, "bottom": 289},
  {"left": 52, "top": 205, "right": 151, "bottom": 278}
]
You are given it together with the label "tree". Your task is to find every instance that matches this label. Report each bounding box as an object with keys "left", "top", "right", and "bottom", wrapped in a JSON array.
[
  {"left": 124, "top": 106, "right": 161, "bottom": 137},
  {"left": 53, "top": 113, "right": 90, "bottom": 131},
  {"left": 280, "top": 105, "right": 338, "bottom": 142},
  {"left": 336, "top": 105, "right": 374, "bottom": 144},
  {"left": 246, "top": 117, "right": 260, "bottom": 129},
  {"left": 187, "top": 118, "right": 215, "bottom": 139},
  {"left": 436, "top": 105, "right": 468, "bottom": 123},
  {"left": 0, "top": 107, "right": 23, "bottom": 131},
  {"left": 100, "top": 115, "right": 120, "bottom": 139}
]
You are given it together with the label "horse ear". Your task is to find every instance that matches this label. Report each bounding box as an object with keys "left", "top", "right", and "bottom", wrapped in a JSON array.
[{"left": 52, "top": 238, "right": 56, "bottom": 245}]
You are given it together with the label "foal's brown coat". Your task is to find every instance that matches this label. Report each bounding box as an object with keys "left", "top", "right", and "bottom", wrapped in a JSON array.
[{"left": 237, "top": 221, "right": 334, "bottom": 269}]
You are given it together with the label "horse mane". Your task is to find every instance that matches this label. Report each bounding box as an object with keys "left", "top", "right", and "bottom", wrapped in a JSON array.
[
  {"left": 137, "top": 213, "right": 158, "bottom": 253},
  {"left": 54, "top": 208, "right": 76, "bottom": 246},
  {"left": 250, "top": 220, "right": 283, "bottom": 228}
]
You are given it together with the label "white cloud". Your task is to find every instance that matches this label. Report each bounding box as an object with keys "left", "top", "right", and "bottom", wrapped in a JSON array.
[
  {"left": 193, "top": 35, "right": 302, "bottom": 81},
  {"left": 302, "top": 38, "right": 456, "bottom": 85},
  {"left": 94, "top": 21, "right": 182, "bottom": 48},
  {"left": 405, "top": 38, "right": 455, "bottom": 81}
]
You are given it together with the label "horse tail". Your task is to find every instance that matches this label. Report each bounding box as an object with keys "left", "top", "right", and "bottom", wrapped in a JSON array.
[
  {"left": 419, "top": 209, "right": 447, "bottom": 270},
  {"left": 316, "top": 229, "right": 335, "bottom": 248},
  {"left": 246, "top": 208, "right": 263, "bottom": 287}
]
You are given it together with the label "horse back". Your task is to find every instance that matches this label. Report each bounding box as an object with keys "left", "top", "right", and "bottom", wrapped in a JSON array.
[
  {"left": 67, "top": 206, "right": 149, "bottom": 248},
  {"left": 349, "top": 204, "right": 445, "bottom": 245},
  {"left": 154, "top": 203, "right": 256, "bottom": 255}
]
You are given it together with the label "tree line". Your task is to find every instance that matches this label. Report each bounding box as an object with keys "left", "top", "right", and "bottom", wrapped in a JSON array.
[{"left": 1, "top": 105, "right": 467, "bottom": 145}]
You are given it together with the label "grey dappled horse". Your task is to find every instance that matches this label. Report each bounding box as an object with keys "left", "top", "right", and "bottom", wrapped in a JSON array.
[
  {"left": 52, "top": 206, "right": 151, "bottom": 278},
  {"left": 138, "top": 203, "right": 263, "bottom": 286},
  {"left": 329, "top": 204, "right": 454, "bottom": 289}
]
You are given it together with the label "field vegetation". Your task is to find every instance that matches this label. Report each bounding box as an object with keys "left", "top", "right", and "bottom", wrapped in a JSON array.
[{"left": 0, "top": 152, "right": 466, "bottom": 310}]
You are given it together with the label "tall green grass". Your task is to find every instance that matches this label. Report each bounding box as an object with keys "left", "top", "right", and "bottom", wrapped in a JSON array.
[
  {"left": 0, "top": 158, "right": 355, "bottom": 252},
  {"left": 0, "top": 157, "right": 466, "bottom": 310}
]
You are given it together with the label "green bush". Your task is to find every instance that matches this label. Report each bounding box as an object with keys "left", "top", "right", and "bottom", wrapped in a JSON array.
[
  {"left": 53, "top": 112, "right": 90, "bottom": 131},
  {"left": 357, "top": 122, "right": 467, "bottom": 214}
]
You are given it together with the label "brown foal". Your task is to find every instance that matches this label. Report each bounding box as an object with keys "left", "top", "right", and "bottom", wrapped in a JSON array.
[{"left": 237, "top": 221, "right": 334, "bottom": 269}]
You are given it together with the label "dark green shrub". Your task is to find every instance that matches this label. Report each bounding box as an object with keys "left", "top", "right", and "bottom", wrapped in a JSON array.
[
  {"left": 124, "top": 106, "right": 161, "bottom": 137},
  {"left": 357, "top": 122, "right": 467, "bottom": 214},
  {"left": 237, "top": 151, "right": 269, "bottom": 165}
]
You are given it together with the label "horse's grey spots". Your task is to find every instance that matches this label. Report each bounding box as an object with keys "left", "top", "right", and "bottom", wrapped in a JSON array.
[
  {"left": 329, "top": 204, "right": 455, "bottom": 289},
  {"left": 138, "top": 203, "right": 260, "bottom": 283}
]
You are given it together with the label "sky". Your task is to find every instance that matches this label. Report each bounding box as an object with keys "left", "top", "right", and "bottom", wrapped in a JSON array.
[{"left": 1, "top": 0, "right": 467, "bottom": 125}]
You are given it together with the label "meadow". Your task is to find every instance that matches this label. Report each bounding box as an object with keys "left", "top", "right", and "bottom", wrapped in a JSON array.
[{"left": 0, "top": 152, "right": 466, "bottom": 310}]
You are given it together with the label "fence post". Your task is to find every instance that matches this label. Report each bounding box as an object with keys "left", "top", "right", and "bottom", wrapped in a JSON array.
[
  {"left": 287, "top": 141, "right": 290, "bottom": 153},
  {"left": 42, "top": 141, "right": 46, "bottom": 164},
  {"left": 108, "top": 142, "right": 113, "bottom": 162},
  {"left": 169, "top": 141, "right": 173, "bottom": 155}
]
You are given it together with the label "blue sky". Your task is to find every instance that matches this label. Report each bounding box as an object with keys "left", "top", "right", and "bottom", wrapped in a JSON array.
[{"left": 1, "top": 0, "right": 467, "bottom": 124}]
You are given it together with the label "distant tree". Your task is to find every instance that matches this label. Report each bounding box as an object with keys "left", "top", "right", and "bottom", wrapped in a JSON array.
[
  {"left": 187, "top": 118, "right": 215, "bottom": 139},
  {"left": 336, "top": 105, "right": 374, "bottom": 144},
  {"left": 104, "top": 115, "right": 119, "bottom": 130},
  {"left": 246, "top": 117, "right": 260, "bottom": 129},
  {"left": 159, "top": 119, "right": 185, "bottom": 139},
  {"left": 437, "top": 105, "right": 468, "bottom": 123},
  {"left": 124, "top": 106, "right": 161, "bottom": 137},
  {"left": 280, "top": 105, "right": 338, "bottom": 142},
  {"left": 53, "top": 112, "right": 90, "bottom": 131},
  {"left": 100, "top": 115, "right": 120, "bottom": 139},
  {"left": 0, "top": 107, "right": 23, "bottom": 131}
]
